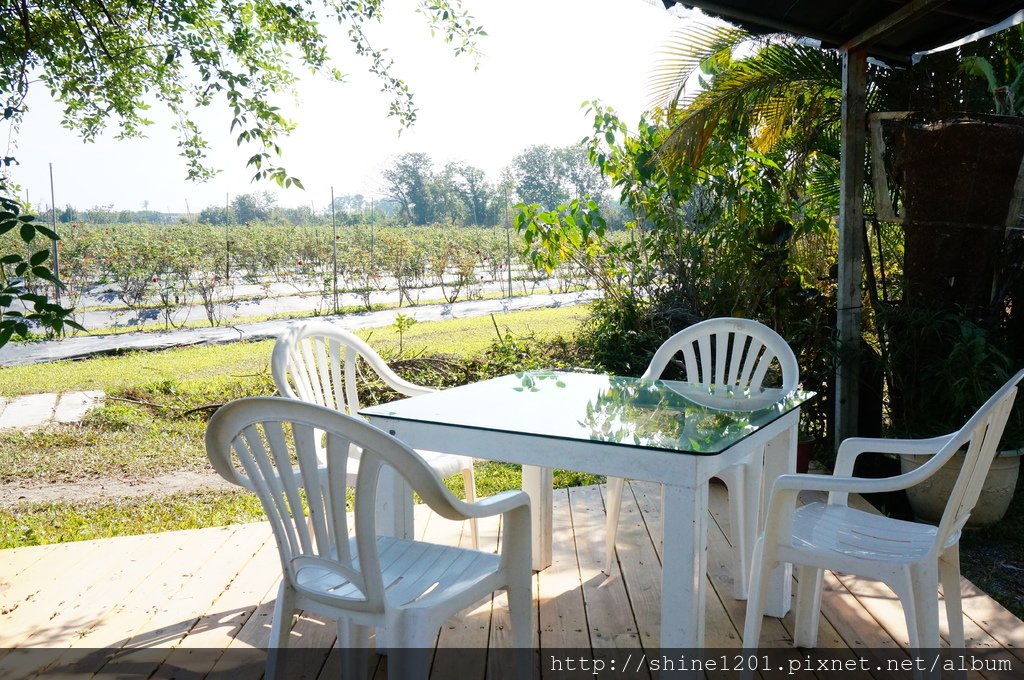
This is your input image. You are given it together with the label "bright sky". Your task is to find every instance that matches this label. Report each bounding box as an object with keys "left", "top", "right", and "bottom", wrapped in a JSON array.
[{"left": 7, "top": 0, "right": 690, "bottom": 214}]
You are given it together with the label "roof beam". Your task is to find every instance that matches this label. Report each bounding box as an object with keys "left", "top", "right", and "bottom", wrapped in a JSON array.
[
  {"left": 678, "top": 0, "right": 846, "bottom": 44},
  {"left": 677, "top": 1, "right": 915, "bottom": 63},
  {"left": 842, "top": 0, "right": 952, "bottom": 51},
  {"left": 879, "top": 0, "right": 1002, "bottom": 23}
]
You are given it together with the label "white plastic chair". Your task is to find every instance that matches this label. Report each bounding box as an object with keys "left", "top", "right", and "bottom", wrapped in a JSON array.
[
  {"left": 604, "top": 317, "right": 800, "bottom": 601},
  {"left": 205, "top": 397, "right": 533, "bottom": 680},
  {"left": 272, "top": 320, "right": 479, "bottom": 548},
  {"left": 743, "top": 368, "right": 1024, "bottom": 649}
]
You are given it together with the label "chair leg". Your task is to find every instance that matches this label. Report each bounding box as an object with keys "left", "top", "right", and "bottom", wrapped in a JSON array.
[
  {"left": 939, "top": 547, "right": 965, "bottom": 647},
  {"left": 389, "top": 616, "right": 435, "bottom": 680},
  {"left": 462, "top": 466, "right": 479, "bottom": 550},
  {"left": 793, "top": 565, "right": 823, "bottom": 648},
  {"left": 507, "top": 579, "right": 534, "bottom": 680},
  {"left": 266, "top": 581, "right": 296, "bottom": 680},
  {"left": 741, "top": 538, "right": 771, "bottom": 649},
  {"left": 604, "top": 477, "right": 626, "bottom": 574},
  {"left": 909, "top": 564, "right": 941, "bottom": 649},
  {"left": 337, "top": 619, "right": 371, "bottom": 680}
]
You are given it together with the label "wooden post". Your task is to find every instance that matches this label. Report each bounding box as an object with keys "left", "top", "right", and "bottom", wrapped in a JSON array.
[{"left": 835, "top": 49, "right": 868, "bottom": 448}]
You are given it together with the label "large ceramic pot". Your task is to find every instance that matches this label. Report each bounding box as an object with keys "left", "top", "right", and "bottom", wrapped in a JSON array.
[{"left": 899, "top": 450, "right": 1021, "bottom": 526}]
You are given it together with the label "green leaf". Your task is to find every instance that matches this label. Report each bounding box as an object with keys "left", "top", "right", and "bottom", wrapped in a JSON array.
[
  {"left": 19, "top": 223, "right": 35, "bottom": 242},
  {"left": 31, "top": 266, "right": 60, "bottom": 284},
  {"left": 35, "top": 225, "right": 59, "bottom": 240},
  {"left": 0, "top": 254, "right": 21, "bottom": 265},
  {"left": 29, "top": 249, "right": 50, "bottom": 267}
]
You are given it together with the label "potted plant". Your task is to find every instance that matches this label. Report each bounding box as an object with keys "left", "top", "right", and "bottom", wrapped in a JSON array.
[{"left": 880, "top": 308, "right": 1023, "bottom": 526}]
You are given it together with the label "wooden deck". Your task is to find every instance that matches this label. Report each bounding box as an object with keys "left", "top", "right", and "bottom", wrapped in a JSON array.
[{"left": 1, "top": 481, "right": 1022, "bottom": 679}]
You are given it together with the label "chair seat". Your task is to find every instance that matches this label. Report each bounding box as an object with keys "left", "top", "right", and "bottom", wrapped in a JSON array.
[
  {"left": 791, "top": 502, "right": 957, "bottom": 565},
  {"left": 416, "top": 450, "right": 474, "bottom": 479},
  {"left": 295, "top": 536, "right": 502, "bottom": 609}
]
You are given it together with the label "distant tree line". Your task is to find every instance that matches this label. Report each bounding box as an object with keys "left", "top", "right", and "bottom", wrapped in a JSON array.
[
  {"left": 375, "top": 143, "right": 630, "bottom": 228},
  {"left": 47, "top": 142, "right": 631, "bottom": 229}
]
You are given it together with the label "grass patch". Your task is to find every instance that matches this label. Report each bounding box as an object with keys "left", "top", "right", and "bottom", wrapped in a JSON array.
[
  {"left": 0, "top": 304, "right": 590, "bottom": 397},
  {"left": 0, "top": 490, "right": 266, "bottom": 549},
  {"left": 0, "top": 303, "right": 600, "bottom": 547},
  {"left": 0, "top": 464, "right": 603, "bottom": 549}
]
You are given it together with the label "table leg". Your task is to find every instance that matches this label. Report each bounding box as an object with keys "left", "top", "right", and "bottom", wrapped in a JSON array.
[
  {"left": 761, "top": 415, "right": 798, "bottom": 618},
  {"left": 660, "top": 482, "right": 708, "bottom": 648},
  {"left": 521, "top": 465, "right": 552, "bottom": 571},
  {"left": 375, "top": 466, "right": 414, "bottom": 539}
]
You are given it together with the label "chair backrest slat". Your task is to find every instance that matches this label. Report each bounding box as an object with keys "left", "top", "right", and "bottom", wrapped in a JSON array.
[
  {"left": 642, "top": 318, "right": 799, "bottom": 399},
  {"left": 344, "top": 345, "right": 361, "bottom": 413}
]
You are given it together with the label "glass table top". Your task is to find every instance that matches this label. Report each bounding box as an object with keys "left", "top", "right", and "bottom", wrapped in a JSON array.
[{"left": 360, "top": 370, "right": 815, "bottom": 456}]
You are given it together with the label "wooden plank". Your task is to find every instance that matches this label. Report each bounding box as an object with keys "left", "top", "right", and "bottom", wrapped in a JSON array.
[
  {"left": 843, "top": 0, "right": 950, "bottom": 53},
  {"left": 566, "top": 484, "right": 641, "bottom": 651},
  {"left": 630, "top": 480, "right": 738, "bottom": 649},
  {"left": 1, "top": 530, "right": 198, "bottom": 679},
  {"left": 957, "top": 580, "right": 1024, "bottom": 660},
  {"left": 160, "top": 526, "right": 281, "bottom": 680},
  {"left": 39, "top": 525, "right": 243, "bottom": 678},
  {"left": 63, "top": 526, "right": 241, "bottom": 648},
  {"left": 0, "top": 543, "right": 59, "bottom": 588},
  {"left": 601, "top": 481, "right": 663, "bottom": 648},
  {"left": 537, "top": 488, "right": 588, "bottom": 649},
  {"left": 2, "top": 531, "right": 184, "bottom": 651},
  {"left": 0, "top": 538, "right": 110, "bottom": 645}
]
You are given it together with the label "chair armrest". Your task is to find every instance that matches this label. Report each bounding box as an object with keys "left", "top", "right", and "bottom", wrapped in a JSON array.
[
  {"left": 382, "top": 372, "right": 436, "bottom": 398},
  {"left": 760, "top": 470, "right": 927, "bottom": 550},
  {"left": 770, "top": 471, "right": 920, "bottom": 497},
  {"left": 833, "top": 434, "right": 955, "bottom": 476},
  {"left": 458, "top": 490, "right": 531, "bottom": 519}
]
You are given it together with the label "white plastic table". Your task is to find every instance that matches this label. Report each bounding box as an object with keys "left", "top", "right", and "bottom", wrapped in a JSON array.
[{"left": 361, "top": 370, "right": 812, "bottom": 648}]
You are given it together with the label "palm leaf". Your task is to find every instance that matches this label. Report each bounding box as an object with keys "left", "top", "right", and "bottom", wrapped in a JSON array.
[
  {"left": 657, "top": 41, "right": 842, "bottom": 168},
  {"left": 647, "top": 21, "right": 748, "bottom": 117}
]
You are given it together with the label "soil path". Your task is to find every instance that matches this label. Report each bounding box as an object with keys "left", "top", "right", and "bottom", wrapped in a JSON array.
[{"left": 1, "top": 471, "right": 233, "bottom": 509}]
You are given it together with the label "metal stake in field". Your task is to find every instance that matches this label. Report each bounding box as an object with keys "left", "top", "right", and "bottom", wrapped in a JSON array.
[
  {"left": 48, "top": 163, "right": 61, "bottom": 305},
  {"left": 331, "top": 186, "right": 339, "bottom": 315},
  {"left": 503, "top": 188, "right": 512, "bottom": 298},
  {"left": 224, "top": 192, "right": 231, "bottom": 283}
]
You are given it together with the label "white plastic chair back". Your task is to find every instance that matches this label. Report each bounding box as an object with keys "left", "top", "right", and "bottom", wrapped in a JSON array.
[
  {"left": 642, "top": 317, "right": 799, "bottom": 395},
  {"left": 205, "top": 397, "right": 469, "bottom": 615},
  {"left": 272, "top": 320, "right": 431, "bottom": 415},
  {"left": 907, "top": 373, "right": 1018, "bottom": 547}
]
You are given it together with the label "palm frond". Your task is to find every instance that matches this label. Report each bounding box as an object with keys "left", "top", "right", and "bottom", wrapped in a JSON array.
[
  {"left": 657, "top": 42, "right": 842, "bottom": 167},
  {"left": 647, "top": 21, "right": 748, "bottom": 116}
]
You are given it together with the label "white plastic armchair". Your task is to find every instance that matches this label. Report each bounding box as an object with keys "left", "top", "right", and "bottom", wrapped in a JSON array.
[
  {"left": 743, "top": 368, "right": 1024, "bottom": 650},
  {"left": 604, "top": 317, "right": 799, "bottom": 601},
  {"left": 272, "top": 320, "right": 479, "bottom": 547},
  {"left": 205, "top": 397, "right": 533, "bottom": 680}
]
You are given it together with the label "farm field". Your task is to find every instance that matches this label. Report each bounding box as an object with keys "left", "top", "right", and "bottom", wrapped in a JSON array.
[{"left": 2, "top": 223, "right": 601, "bottom": 333}]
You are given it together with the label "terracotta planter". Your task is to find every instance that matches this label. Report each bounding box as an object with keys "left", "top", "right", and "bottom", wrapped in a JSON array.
[{"left": 899, "top": 450, "right": 1021, "bottom": 526}]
